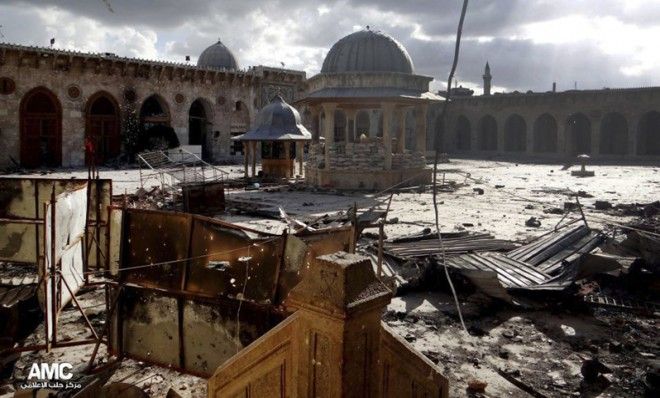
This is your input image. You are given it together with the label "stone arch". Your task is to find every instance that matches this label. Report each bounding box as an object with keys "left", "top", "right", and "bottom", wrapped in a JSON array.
[
  {"left": 477, "top": 115, "right": 498, "bottom": 151},
  {"left": 533, "top": 113, "right": 558, "bottom": 153},
  {"left": 85, "top": 91, "right": 120, "bottom": 165},
  {"left": 189, "top": 98, "right": 214, "bottom": 160},
  {"left": 566, "top": 113, "right": 591, "bottom": 154},
  {"left": 139, "top": 95, "right": 178, "bottom": 150},
  {"left": 637, "top": 111, "right": 660, "bottom": 156},
  {"left": 20, "top": 86, "right": 62, "bottom": 167},
  {"left": 600, "top": 112, "right": 628, "bottom": 155},
  {"left": 334, "top": 109, "right": 347, "bottom": 142},
  {"left": 504, "top": 114, "right": 527, "bottom": 152},
  {"left": 455, "top": 115, "right": 471, "bottom": 151},
  {"left": 140, "top": 94, "right": 170, "bottom": 128},
  {"left": 431, "top": 113, "right": 445, "bottom": 151},
  {"left": 356, "top": 110, "right": 370, "bottom": 139}
]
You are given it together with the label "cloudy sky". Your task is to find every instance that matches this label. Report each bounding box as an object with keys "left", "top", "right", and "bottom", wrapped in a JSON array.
[{"left": 1, "top": 0, "right": 659, "bottom": 93}]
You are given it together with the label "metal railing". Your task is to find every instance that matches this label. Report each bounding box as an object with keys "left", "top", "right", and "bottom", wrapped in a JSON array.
[{"left": 137, "top": 147, "right": 228, "bottom": 190}]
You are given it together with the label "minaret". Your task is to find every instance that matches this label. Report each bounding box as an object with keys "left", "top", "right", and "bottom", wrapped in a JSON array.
[{"left": 483, "top": 62, "right": 492, "bottom": 96}]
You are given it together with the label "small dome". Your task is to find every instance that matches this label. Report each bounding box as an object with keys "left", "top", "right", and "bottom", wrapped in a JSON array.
[
  {"left": 234, "top": 96, "right": 311, "bottom": 141},
  {"left": 321, "top": 30, "right": 414, "bottom": 74},
  {"left": 197, "top": 39, "right": 238, "bottom": 70}
]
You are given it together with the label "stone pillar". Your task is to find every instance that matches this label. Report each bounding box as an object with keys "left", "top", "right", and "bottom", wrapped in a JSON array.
[
  {"left": 395, "top": 108, "right": 405, "bottom": 153},
  {"left": 322, "top": 103, "right": 337, "bottom": 169},
  {"left": 415, "top": 104, "right": 428, "bottom": 153},
  {"left": 285, "top": 142, "right": 293, "bottom": 177},
  {"left": 369, "top": 110, "right": 380, "bottom": 138},
  {"left": 243, "top": 142, "right": 249, "bottom": 178},
  {"left": 345, "top": 109, "right": 356, "bottom": 143},
  {"left": 310, "top": 106, "right": 321, "bottom": 143},
  {"left": 250, "top": 141, "right": 257, "bottom": 177},
  {"left": 296, "top": 141, "right": 304, "bottom": 176},
  {"left": 382, "top": 103, "right": 394, "bottom": 170}
]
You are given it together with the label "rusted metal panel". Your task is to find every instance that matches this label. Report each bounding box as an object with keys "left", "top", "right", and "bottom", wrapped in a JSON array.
[
  {"left": 112, "top": 284, "right": 283, "bottom": 377},
  {"left": 0, "top": 178, "right": 111, "bottom": 268},
  {"left": 187, "top": 217, "right": 283, "bottom": 304},
  {"left": 181, "top": 181, "right": 225, "bottom": 215},
  {"left": 120, "top": 209, "right": 192, "bottom": 290}
]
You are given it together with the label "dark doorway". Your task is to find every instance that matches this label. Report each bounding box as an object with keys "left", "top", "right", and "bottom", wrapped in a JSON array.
[
  {"left": 456, "top": 115, "right": 471, "bottom": 151},
  {"left": 334, "top": 109, "right": 346, "bottom": 142},
  {"left": 356, "top": 111, "right": 370, "bottom": 139},
  {"left": 189, "top": 99, "right": 211, "bottom": 160},
  {"left": 432, "top": 114, "right": 445, "bottom": 151},
  {"left": 478, "top": 115, "right": 498, "bottom": 151},
  {"left": 86, "top": 92, "right": 120, "bottom": 165},
  {"left": 566, "top": 113, "right": 591, "bottom": 154},
  {"left": 20, "top": 87, "right": 62, "bottom": 167},
  {"left": 504, "top": 114, "right": 527, "bottom": 152},
  {"left": 600, "top": 112, "right": 628, "bottom": 155},
  {"left": 533, "top": 113, "right": 558, "bottom": 153},
  {"left": 638, "top": 111, "right": 660, "bottom": 156}
]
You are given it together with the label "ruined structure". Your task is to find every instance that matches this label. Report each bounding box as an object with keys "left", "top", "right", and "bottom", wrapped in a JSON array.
[
  {"left": 435, "top": 63, "right": 660, "bottom": 160},
  {"left": 299, "top": 29, "right": 440, "bottom": 190},
  {"left": 234, "top": 95, "right": 311, "bottom": 178},
  {"left": 0, "top": 41, "right": 305, "bottom": 167}
]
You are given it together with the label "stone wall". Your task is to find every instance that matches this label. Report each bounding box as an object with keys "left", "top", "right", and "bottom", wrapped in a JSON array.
[{"left": 0, "top": 44, "right": 305, "bottom": 167}]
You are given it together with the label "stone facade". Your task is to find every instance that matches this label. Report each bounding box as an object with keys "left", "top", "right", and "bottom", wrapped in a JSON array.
[
  {"left": 432, "top": 87, "right": 660, "bottom": 160},
  {"left": 0, "top": 43, "right": 305, "bottom": 168}
]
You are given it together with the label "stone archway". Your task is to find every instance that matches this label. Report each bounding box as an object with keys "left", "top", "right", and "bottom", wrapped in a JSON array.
[
  {"left": 432, "top": 114, "right": 445, "bottom": 152},
  {"left": 504, "top": 114, "right": 526, "bottom": 152},
  {"left": 600, "top": 112, "right": 628, "bottom": 155},
  {"left": 356, "top": 110, "right": 370, "bottom": 139},
  {"left": 85, "top": 91, "right": 120, "bottom": 165},
  {"left": 477, "top": 115, "right": 498, "bottom": 151},
  {"left": 189, "top": 98, "right": 214, "bottom": 160},
  {"left": 637, "top": 111, "right": 660, "bottom": 156},
  {"left": 139, "top": 94, "right": 176, "bottom": 150},
  {"left": 533, "top": 113, "right": 558, "bottom": 153},
  {"left": 566, "top": 113, "right": 591, "bottom": 154},
  {"left": 20, "top": 87, "right": 62, "bottom": 167},
  {"left": 455, "top": 115, "right": 471, "bottom": 151}
]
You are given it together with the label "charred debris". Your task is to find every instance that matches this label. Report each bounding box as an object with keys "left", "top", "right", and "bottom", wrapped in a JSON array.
[{"left": 0, "top": 168, "right": 658, "bottom": 397}]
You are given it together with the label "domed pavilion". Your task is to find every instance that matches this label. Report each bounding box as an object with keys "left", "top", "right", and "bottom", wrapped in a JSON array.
[
  {"left": 299, "top": 28, "right": 442, "bottom": 190},
  {"left": 233, "top": 95, "right": 311, "bottom": 178}
]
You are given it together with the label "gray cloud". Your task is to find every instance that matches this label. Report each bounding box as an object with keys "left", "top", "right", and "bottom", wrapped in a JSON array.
[{"left": 1, "top": 0, "right": 658, "bottom": 92}]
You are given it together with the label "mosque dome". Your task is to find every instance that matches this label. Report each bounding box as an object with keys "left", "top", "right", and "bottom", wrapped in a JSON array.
[
  {"left": 197, "top": 39, "right": 238, "bottom": 70},
  {"left": 321, "top": 29, "right": 414, "bottom": 74},
  {"left": 234, "top": 95, "right": 311, "bottom": 141}
]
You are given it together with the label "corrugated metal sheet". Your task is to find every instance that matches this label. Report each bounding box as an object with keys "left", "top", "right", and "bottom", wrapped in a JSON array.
[
  {"left": 384, "top": 232, "right": 518, "bottom": 259},
  {"left": 0, "top": 284, "right": 37, "bottom": 308}
]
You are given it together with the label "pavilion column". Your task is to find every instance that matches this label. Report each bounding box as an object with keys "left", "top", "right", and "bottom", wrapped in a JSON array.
[
  {"left": 310, "top": 106, "right": 321, "bottom": 142},
  {"left": 250, "top": 141, "right": 257, "bottom": 177},
  {"left": 285, "top": 142, "right": 293, "bottom": 177},
  {"left": 322, "top": 103, "right": 337, "bottom": 169},
  {"left": 243, "top": 142, "right": 249, "bottom": 178},
  {"left": 296, "top": 141, "right": 304, "bottom": 176},
  {"left": 395, "top": 108, "right": 405, "bottom": 153},
  {"left": 382, "top": 103, "right": 395, "bottom": 170},
  {"left": 415, "top": 103, "right": 428, "bottom": 153},
  {"left": 345, "top": 109, "right": 356, "bottom": 143}
]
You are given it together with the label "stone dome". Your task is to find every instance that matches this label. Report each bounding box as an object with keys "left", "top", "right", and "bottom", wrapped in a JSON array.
[
  {"left": 321, "top": 30, "right": 414, "bottom": 74},
  {"left": 234, "top": 95, "right": 311, "bottom": 141},
  {"left": 197, "top": 39, "right": 238, "bottom": 70}
]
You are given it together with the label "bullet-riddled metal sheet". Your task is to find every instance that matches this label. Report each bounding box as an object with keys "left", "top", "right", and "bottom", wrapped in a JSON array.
[
  {"left": 120, "top": 209, "right": 192, "bottom": 290},
  {"left": 186, "top": 217, "right": 284, "bottom": 304}
]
